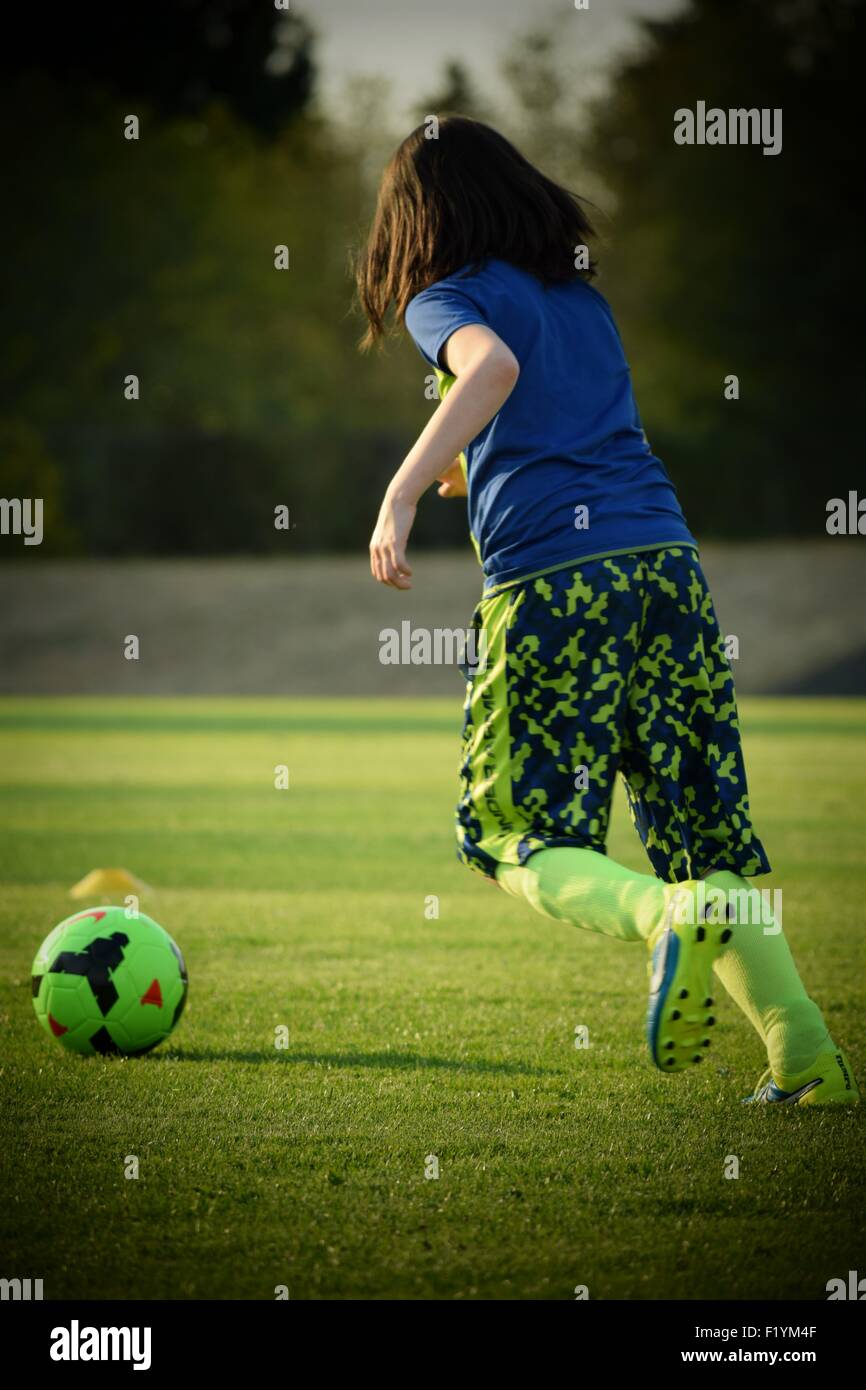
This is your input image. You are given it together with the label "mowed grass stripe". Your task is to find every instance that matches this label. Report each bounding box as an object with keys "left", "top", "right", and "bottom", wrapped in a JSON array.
[{"left": 1, "top": 695, "right": 866, "bottom": 739}]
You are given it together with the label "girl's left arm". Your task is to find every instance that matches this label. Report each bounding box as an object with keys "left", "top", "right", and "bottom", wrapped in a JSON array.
[{"left": 369, "top": 324, "right": 519, "bottom": 589}]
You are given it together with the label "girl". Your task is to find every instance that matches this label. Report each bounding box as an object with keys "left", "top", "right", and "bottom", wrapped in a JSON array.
[{"left": 356, "top": 116, "right": 857, "bottom": 1105}]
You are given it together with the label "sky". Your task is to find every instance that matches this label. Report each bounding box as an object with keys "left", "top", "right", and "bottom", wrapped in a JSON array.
[{"left": 293, "top": 0, "right": 688, "bottom": 125}]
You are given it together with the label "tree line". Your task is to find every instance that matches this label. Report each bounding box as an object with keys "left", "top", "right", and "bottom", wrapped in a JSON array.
[{"left": 1, "top": 0, "right": 861, "bottom": 556}]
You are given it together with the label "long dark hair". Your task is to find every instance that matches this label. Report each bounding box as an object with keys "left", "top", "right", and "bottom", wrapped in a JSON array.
[{"left": 355, "top": 116, "right": 597, "bottom": 350}]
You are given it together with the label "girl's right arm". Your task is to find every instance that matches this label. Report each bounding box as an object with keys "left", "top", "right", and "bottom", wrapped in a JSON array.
[{"left": 369, "top": 324, "right": 519, "bottom": 588}]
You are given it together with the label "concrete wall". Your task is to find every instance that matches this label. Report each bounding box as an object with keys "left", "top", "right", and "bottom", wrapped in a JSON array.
[{"left": 2, "top": 543, "right": 864, "bottom": 695}]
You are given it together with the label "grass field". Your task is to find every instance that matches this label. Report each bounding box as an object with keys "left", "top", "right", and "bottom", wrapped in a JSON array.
[{"left": 1, "top": 695, "right": 864, "bottom": 1301}]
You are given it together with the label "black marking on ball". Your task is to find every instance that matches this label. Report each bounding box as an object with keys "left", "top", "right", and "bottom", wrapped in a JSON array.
[
  {"left": 172, "top": 981, "right": 188, "bottom": 1030},
  {"left": 168, "top": 939, "right": 189, "bottom": 1029},
  {"left": 50, "top": 931, "right": 130, "bottom": 1017},
  {"left": 89, "top": 1025, "right": 122, "bottom": 1055},
  {"left": 169, "top": 939, "right": 188, "bottom": 984}
]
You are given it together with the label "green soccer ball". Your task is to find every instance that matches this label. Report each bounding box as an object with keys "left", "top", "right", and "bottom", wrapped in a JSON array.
[{"left": 31, "top": 906, "right": 188, "bottom": 1056}]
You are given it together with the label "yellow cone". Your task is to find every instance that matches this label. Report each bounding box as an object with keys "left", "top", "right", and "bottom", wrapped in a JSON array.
[{"left": 69, "top": 868, "right": 152, "bottom": 900}]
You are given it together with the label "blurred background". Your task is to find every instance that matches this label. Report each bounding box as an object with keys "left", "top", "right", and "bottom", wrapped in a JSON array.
[{"left": 1, "top": 0, "right": 864, "bottom": 694}]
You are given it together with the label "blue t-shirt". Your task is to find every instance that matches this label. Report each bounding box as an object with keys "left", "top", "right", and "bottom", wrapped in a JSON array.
[{"left": 404, "top": 258, "right": 696, "bottom": 592}]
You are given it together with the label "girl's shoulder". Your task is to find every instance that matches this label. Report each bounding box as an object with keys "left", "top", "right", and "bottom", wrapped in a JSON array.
[
  {"left": 409, "top": 258, "right": 609, "bottom": 321},
  {"left": 420, "top": 258, "right": 527, "bottom": 291},
  {"left": 466, "top": 258, "right": 606, "bottom": 305}
]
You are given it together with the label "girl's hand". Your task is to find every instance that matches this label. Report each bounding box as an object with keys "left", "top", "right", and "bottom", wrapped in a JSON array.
[
  {"left": 369, "top": 490, "right": 416, "bottom": 589},
  {"left": 436, "top": 459, "right": 467, "bottom": 498}
]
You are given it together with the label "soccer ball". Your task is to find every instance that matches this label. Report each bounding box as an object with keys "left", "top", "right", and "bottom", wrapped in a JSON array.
[{"left": 31, "top": 906, "right": 188, "bottom": 1056}]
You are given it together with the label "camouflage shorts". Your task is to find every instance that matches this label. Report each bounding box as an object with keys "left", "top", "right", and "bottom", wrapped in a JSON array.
[{"left": 456, "top": 546, "right": 771, "bottom": 883}]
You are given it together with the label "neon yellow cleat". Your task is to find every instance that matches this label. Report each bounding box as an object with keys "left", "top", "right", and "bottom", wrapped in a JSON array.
[
  {"left": 744, "top": 1048, "right": 860, "bottom": 1105},
  {"left": 646, "top": 885, "right": 733, "bottom": 1073}
]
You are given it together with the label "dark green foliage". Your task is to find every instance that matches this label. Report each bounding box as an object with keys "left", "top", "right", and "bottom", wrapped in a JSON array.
[
  {"left": 0, "top": 1, "right": 315, "bottom": 137},
  {"left": 586, "top": 0, "right": 865, "bottom": 534},
  {"left": 0, "top": 2, "right": 861, "bottom": 555}
]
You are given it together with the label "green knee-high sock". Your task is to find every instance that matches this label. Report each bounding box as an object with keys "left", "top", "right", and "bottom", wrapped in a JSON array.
[
  {"left": 707, "top": 870, "right": 833, "bottom": 1080},
  {"left": 496, "top": 847, "right": 668, "bottom": 943}
]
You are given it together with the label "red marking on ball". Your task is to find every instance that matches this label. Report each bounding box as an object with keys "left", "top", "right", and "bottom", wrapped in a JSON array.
[
  {"left": 49, "top": 1013, "right": 69, "bottom": 1037},
  {"left": 140, "top": 979, "right": 163, "bottom": 1008}
]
